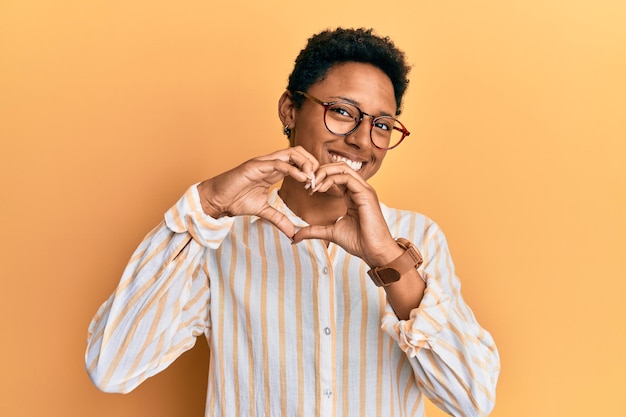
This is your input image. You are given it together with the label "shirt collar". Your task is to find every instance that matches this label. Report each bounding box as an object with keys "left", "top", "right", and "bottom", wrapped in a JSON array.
[{"left": 259, "top": 188, "right": 309, "bottom": 228}]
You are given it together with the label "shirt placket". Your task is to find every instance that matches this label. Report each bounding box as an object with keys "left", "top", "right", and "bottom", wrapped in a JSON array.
[{"left": 317, "top": 245, "right": 336, "bottom": 416}]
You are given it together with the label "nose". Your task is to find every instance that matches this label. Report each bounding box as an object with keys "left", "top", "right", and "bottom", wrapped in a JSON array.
[{"left": 344, "top": 115, "right": 373, "bottom": 149}]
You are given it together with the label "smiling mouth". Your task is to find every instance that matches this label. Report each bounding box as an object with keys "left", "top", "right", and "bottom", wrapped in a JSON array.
[{"left": 330, "top": 152, "right": 364, "bottom": 172}]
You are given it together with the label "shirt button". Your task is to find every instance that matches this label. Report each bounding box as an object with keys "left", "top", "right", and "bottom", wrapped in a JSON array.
[
  {"left": 322, "top": 267, "right": 329, "bottom": 274},
  {"left": 323, "top": 389, "right": 333, "bottom": 398},
  {"left": 324, "top": 327, "right": 331, "bottom": 335}
]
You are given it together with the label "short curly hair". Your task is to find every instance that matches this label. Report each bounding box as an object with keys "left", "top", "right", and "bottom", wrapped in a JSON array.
[{"left": 287, "top": 27, "right": 411, "bottom": 115}]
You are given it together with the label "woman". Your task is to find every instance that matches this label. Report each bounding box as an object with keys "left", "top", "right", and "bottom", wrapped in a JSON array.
[{"left": 86, "top": 27, "right": 500, "bottom": 416}]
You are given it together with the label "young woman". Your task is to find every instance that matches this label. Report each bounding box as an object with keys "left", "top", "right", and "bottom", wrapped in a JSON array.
[{"left": 86, "top": 27, "right": 500, "bottom": 417}]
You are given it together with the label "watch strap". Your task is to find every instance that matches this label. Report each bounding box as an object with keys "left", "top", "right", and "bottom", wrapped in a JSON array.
[{"left": 367, "top": 238, "right": 423, "bottom": 287}]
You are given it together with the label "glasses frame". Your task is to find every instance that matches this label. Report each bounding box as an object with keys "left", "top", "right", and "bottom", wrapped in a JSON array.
[{"left": 295, "top": 90, "right": 410, "bottom": 150}]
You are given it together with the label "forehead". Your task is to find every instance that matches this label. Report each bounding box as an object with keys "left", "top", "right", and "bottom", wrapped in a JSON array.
[{"left": 310, "top": 62, "right": 397, "bottom": 113}]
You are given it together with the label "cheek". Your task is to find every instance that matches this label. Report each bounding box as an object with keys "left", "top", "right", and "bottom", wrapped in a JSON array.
[
  {"left": 292, "top": 131, "right": 318, "bottom": 150},
  {"left": 294, "top": 126, "right": 330, "bottom": 151},
  {"left": 363, "top": 154, "right": 386, "bottom": 179}
]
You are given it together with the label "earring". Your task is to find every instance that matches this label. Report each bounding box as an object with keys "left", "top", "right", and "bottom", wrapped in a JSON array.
[{"left": 283, "top": 124, "right": 291, "bottom": 137}]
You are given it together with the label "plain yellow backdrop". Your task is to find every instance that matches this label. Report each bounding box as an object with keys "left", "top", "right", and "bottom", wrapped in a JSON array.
[{"left": 1, "top": 0, "right": 625, "bottom": 416}]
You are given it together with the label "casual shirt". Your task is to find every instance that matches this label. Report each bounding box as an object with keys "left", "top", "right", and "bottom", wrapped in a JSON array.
[{"left": 86, "top": 185, "right": 500, "bottom": 417}]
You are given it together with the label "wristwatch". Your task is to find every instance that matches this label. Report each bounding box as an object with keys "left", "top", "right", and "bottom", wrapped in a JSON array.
[{"left": 367, "top": 238, "right": 423, "bottom": 287}]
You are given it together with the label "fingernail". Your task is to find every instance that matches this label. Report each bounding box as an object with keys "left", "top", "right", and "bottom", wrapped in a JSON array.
[{"left": 304, "top": 183, "right": 311, "bottom": 190}]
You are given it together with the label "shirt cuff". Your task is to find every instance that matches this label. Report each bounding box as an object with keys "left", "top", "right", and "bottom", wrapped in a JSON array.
[
  {"left": 381, "top": 273, "right": 452, "bottom": 357},
  {"left": 164, "top": 183, "right": 234, "bottom": 249}
]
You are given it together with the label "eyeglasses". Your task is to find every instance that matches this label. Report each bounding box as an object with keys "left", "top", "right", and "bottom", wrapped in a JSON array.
[{"left": 295, "top": 91, "right": 410, "bottom": 150}]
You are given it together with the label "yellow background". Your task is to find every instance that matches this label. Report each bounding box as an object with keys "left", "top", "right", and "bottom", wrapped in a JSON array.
[{"left": 1, "top": 0, "right": 625, "bottom": 416}]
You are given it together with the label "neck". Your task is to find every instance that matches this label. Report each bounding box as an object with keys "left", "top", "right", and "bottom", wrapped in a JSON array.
[{"left": 278, "top": 177, "right": 347, "bottom": 225}]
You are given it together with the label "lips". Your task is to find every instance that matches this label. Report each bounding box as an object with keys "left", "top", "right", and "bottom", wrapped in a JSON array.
[{"left": 329, "top": 152, "right": 364, "bottom": 172}]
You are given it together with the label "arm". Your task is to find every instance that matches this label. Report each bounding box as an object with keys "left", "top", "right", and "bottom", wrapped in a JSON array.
[
  {"left": 86, "top": 147, "right": 316, "bottom": 393},
  {"left": 381, "top": 223, "right": 500, "bottom": 416},
  {"left": 292, "top": 162, "right": 427, "bottom": 319},
  {"left": 85, "top": 185, "right": 233, "bottom": 393},
  {"left": 291, "top": 165, "right": 499, "bottom": 416}
]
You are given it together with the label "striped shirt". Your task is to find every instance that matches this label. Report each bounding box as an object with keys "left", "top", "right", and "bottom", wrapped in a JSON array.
[{"left": 86, "top": 185, "right": 499, "bottom": 417}]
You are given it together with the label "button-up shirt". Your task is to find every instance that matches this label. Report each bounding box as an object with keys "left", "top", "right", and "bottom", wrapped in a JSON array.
[{"left": 86, "top": 185, "right": 500, "bottom": 416}]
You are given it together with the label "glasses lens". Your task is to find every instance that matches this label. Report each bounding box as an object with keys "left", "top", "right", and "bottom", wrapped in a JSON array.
[
  {"left": 371, "top": 117, "right": 407, "bottom": 149},
  {"left": 323, "top": 101, "right": 408, "bottom": 150},
  {"left": 324, "top": 102, "right": 360, "bottom": 135}
]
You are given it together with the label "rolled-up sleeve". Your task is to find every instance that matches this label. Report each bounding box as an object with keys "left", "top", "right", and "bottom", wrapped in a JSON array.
[{"left": 381, "top": 223, "right": 500, "bottom": 417}]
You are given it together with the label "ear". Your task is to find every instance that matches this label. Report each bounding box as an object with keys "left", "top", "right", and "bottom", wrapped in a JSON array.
[{"left": 278, "top": 90, "right": 296, "bottom": 129}]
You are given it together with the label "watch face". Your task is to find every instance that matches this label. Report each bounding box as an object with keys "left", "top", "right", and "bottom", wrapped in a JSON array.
[{"left": 379, "top": 267, "right": 401, "bottom": 284}]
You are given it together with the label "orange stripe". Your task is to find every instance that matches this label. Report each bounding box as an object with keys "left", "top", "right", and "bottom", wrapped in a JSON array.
[
  {"left": 402, "top": 366, "right": 417, "bottom": 416},
  {"left": 358, "top": 260, "right": 369, "bottom": 417},
  {"left": 123, "top": 291, "right": 171, "bottom": 382},
  {"left": 242, "top": 220, "right": 253, "bottom": 416},
  {"left": 86, "top": 323, "right": 106, "bottom": 374},
  {"left": 105, "top": 234, "right": 190, "bottom": 340},
  {"left": 272, "top": 227, "right": 288, "bottom": 416},
  {"left": 99, "top": 246, "right": 193, "bottom": 388},
  {"left": 341, "top": 254, "right": 352, "bottom": 417},
  {"left": 256, "top": 220, "right": 271, "bottom": 417},
  {"left": 209, "top": 247, "right": 223, "bottom": 414},
  {"left": 307, "top": 239, "right": 321, "bottom": 417},
  {"left": 394, "top": 350, "right": 407, "bottom": 416},
  {"left": 388, "top": 336, "right": 396, "bottom": 417},
  {"left": 291, "top": 240, "right": 305, "bottom": 417},
  {"left": 378, "top": 289, "right": 387, "bottom": 417},
  {"left": 169, "top": 202, "right": 185, "bottom": 232}
]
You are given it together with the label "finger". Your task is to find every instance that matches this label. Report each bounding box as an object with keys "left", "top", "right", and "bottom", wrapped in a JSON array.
[
  {"left": 282, "top": 147, "right": 320, "bottom": 190},
  {"left": 290, "top": 145, "right": 319, "bottom": 168},
  {"left": 311, "top": 168, "right": 365, "bottom": 195},
  {"left": 256, "top": 161, "right": 311, "bottom": 183},
  {"left": 257, "top": 206, "right": 296, "bottom": 238},
  {"left": 311, "top": 162, "right": 367, "bottom": 188},
  {"left": 289, "top": 147, "right": 320, "bottom": 187},
  {"left": 257, "top": 147, "right": 319, "bottom": 180}
]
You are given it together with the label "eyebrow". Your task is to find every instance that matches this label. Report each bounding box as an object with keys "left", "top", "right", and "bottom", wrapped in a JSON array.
[{"left": 329, "top": 95, "right": 395, "bottom": 118}]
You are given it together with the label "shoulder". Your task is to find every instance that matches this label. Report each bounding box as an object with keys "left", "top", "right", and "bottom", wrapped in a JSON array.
[{"left": 379, "top": 201, "right": 444, "bottom": 242}]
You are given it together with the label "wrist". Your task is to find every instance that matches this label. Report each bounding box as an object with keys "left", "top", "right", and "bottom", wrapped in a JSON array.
[
  {"left": 367, "top": 238, "right": 423, "bottom": 287},
  {"left": 366, "top": 241, "right": 404, "bottom": 267},
  {"left": 196, "top": 181, "right": 224, "bottom": 218}
]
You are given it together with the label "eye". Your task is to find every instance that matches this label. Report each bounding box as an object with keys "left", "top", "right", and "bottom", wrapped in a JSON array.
[
  {"left": 329, "top": 103, "right": 358, "bottom": 120},
  {"left": 373, "top": 117, "right": 394, "bottom": 131}
]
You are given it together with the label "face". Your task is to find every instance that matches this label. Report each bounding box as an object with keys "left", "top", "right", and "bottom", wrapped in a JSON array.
[{"left": 286, "top": 62, "right": 398, "bottom": 182}]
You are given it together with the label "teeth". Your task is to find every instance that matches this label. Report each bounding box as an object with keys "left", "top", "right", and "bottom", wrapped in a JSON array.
[{"left": 330, "top": 153, "right": 363, "bottom": 171}]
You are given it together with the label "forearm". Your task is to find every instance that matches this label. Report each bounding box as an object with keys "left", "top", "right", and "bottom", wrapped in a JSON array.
[
  {"left": 366, "top": 236, "right": 426, "bottom": 320},
  {"left": 383, "top": 267, "right": 426, "bottom": 320},
  {"left": 380, "top": 223, "right": 499, "bottom": 415}
]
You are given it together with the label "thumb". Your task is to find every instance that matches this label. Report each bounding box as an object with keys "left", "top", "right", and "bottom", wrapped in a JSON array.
[{"left": 292, "top": 224, "right": 335, "bottom": 244}]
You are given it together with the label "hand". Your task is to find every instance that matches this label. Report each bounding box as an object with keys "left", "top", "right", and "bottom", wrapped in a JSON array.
[
  {"left": 197, "top": 146, "right": 318, "bottom": 238},
  {"left": 292, "top": 162, "right": 403, "bottom": 267}
]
